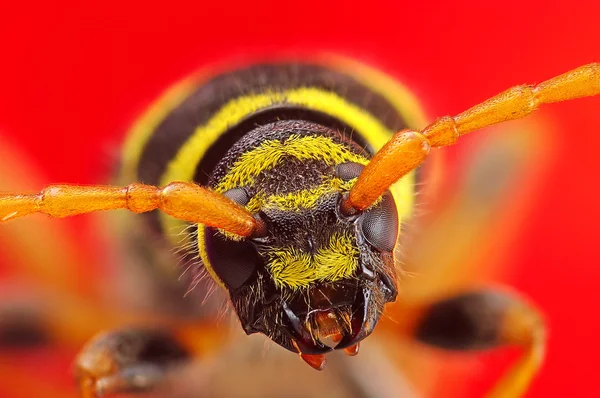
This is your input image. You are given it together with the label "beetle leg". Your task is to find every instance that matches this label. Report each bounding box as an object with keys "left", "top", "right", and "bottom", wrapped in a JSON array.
[
  {"left": 74, "top": 328, "right": 191, "bottom": 398},
  {"left": 382, "top": 290, "right": 544, "bottom": 396},
  {"left": 394, "top": 289, "right": 545, "bottom": 398}
]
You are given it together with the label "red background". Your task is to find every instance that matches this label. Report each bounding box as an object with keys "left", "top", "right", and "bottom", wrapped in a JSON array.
[{"left": 0, "top": 1, "right": 599, "bottom": 397}]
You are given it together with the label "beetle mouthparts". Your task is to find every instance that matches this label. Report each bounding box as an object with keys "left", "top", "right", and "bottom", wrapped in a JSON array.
[{"left": 309, "top": 309, "right": 345, "bottom": 348}]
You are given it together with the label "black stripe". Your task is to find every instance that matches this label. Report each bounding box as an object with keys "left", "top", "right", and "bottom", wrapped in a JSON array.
[{"left": 136, "top": 63, "right": 407, "bottom": 186}]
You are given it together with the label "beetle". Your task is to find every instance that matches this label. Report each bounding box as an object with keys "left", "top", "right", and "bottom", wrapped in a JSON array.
[{"left": 0, "top": 55, "right": 598, "bottom": 397}]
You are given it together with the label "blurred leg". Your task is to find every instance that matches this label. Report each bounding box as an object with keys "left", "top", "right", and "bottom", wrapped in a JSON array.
[
  {"left": 395, "top": 289, "right": 545, "bottom": 398},
  {"left": 73, "top": 322, "right": 228, "bottom": 398},
  {"left": 74, "top": 328, "right": 191, "bottom": 398}
]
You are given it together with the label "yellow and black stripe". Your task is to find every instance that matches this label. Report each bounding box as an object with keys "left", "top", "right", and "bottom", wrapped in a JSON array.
[{"left": 121, "top": 56, "right": 427, "bottom": 244}]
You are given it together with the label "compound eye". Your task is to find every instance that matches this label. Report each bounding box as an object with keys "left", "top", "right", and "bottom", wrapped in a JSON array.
[
  {"left": 359, "top": 192, "right": 398, "bottom": 253},
  {"left": 335, "top": 162, "right": 365, "bottom": 181},
  {"left": 203, "top": 227, "right": 263, "bottom": 291},
  {"left": 222, "top": 187, "right": 250, "bottom": 206}
]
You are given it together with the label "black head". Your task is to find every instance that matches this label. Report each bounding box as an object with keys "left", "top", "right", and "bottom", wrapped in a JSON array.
[{"left": 198, "top": 120, "right": 400, "bottom": 355}]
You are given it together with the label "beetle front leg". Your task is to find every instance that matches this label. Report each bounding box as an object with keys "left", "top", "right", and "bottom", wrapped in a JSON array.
[{"left": 74, "top": 328, "right": 192, "bottom": 398}]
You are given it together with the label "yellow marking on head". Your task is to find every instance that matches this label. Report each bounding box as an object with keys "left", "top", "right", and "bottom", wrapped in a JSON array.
[
  {"left": 215, "top": 135, "right": 367, "bottom": 193},
  {"left": 246, "top": 177, "right": 357, "bottom": 214},
  {"left": 218, "top": 177, "right": 357, "bottom": 242},
  {"left": 266, "top": 232, "right": 359, "bottom": 289},
  {"left": 267, "top": 248, "right": 313, "bottom": 290}
]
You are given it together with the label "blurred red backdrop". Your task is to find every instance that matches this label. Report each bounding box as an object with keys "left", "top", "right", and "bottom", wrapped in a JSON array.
[{"left": 0, "top": 1, "right": 599, "bottom": 397}]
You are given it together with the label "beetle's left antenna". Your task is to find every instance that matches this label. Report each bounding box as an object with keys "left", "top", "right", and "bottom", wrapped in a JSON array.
[
  {"left": 343, "top": 63, "right": 600, "bottom": 213},
  {"left": 0, "top": 182, "right": 257, "bottom": 237}
]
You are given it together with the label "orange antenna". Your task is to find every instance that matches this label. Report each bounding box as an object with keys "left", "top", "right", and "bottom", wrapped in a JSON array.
[
  {"left": 345, "top": 63, "right": 600, "bottom": 212},
  {"left": 0, "top": 182, "right": 257, "bottom": 237}
]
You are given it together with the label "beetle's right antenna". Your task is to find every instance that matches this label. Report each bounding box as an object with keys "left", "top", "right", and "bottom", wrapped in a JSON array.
[{"left": 0, "top": 182, "right": 257, "bottom": 237}]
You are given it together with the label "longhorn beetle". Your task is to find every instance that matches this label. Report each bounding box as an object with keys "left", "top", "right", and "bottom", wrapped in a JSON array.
[{"left": 1, "top": 56, "right": 598, "bottom": 397}]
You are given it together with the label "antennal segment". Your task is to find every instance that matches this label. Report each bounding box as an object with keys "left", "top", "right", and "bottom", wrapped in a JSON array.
[
  {"left": 345, "top": 63, "right": 600, "bottom": 211},
  {"left": 0, "top": 182, "right": 257, "bottom": 237}
]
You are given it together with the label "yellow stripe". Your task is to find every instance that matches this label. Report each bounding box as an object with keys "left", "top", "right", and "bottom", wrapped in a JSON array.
[
  {"left": 160, "top": 87, "right": 392, "bottom": 187},
  {"left": 246, "top": 177, "right": 358, "bottom": 214},
  {"left": 320, "top": 54, "right": 428, "bottom": 129},
  {"left": 215, "top": 135, "right": 368, "bottom": 193},
  {"left": 266, "top": 231, "right": 359, "bottom": 289},
  {"left": 197, "top": 226, "right": 226, "bottom": 289},
  {"left": 119, "top": 72, "right": 208, "bottom": 183}
]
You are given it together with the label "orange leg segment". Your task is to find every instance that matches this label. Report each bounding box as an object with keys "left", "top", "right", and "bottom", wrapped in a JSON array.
[
  {"left": 347, "top": 63, "right": 600, "bottom": 210},
  {"left": 0, "top": 182, "right": 257, "bottom": 237}
]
